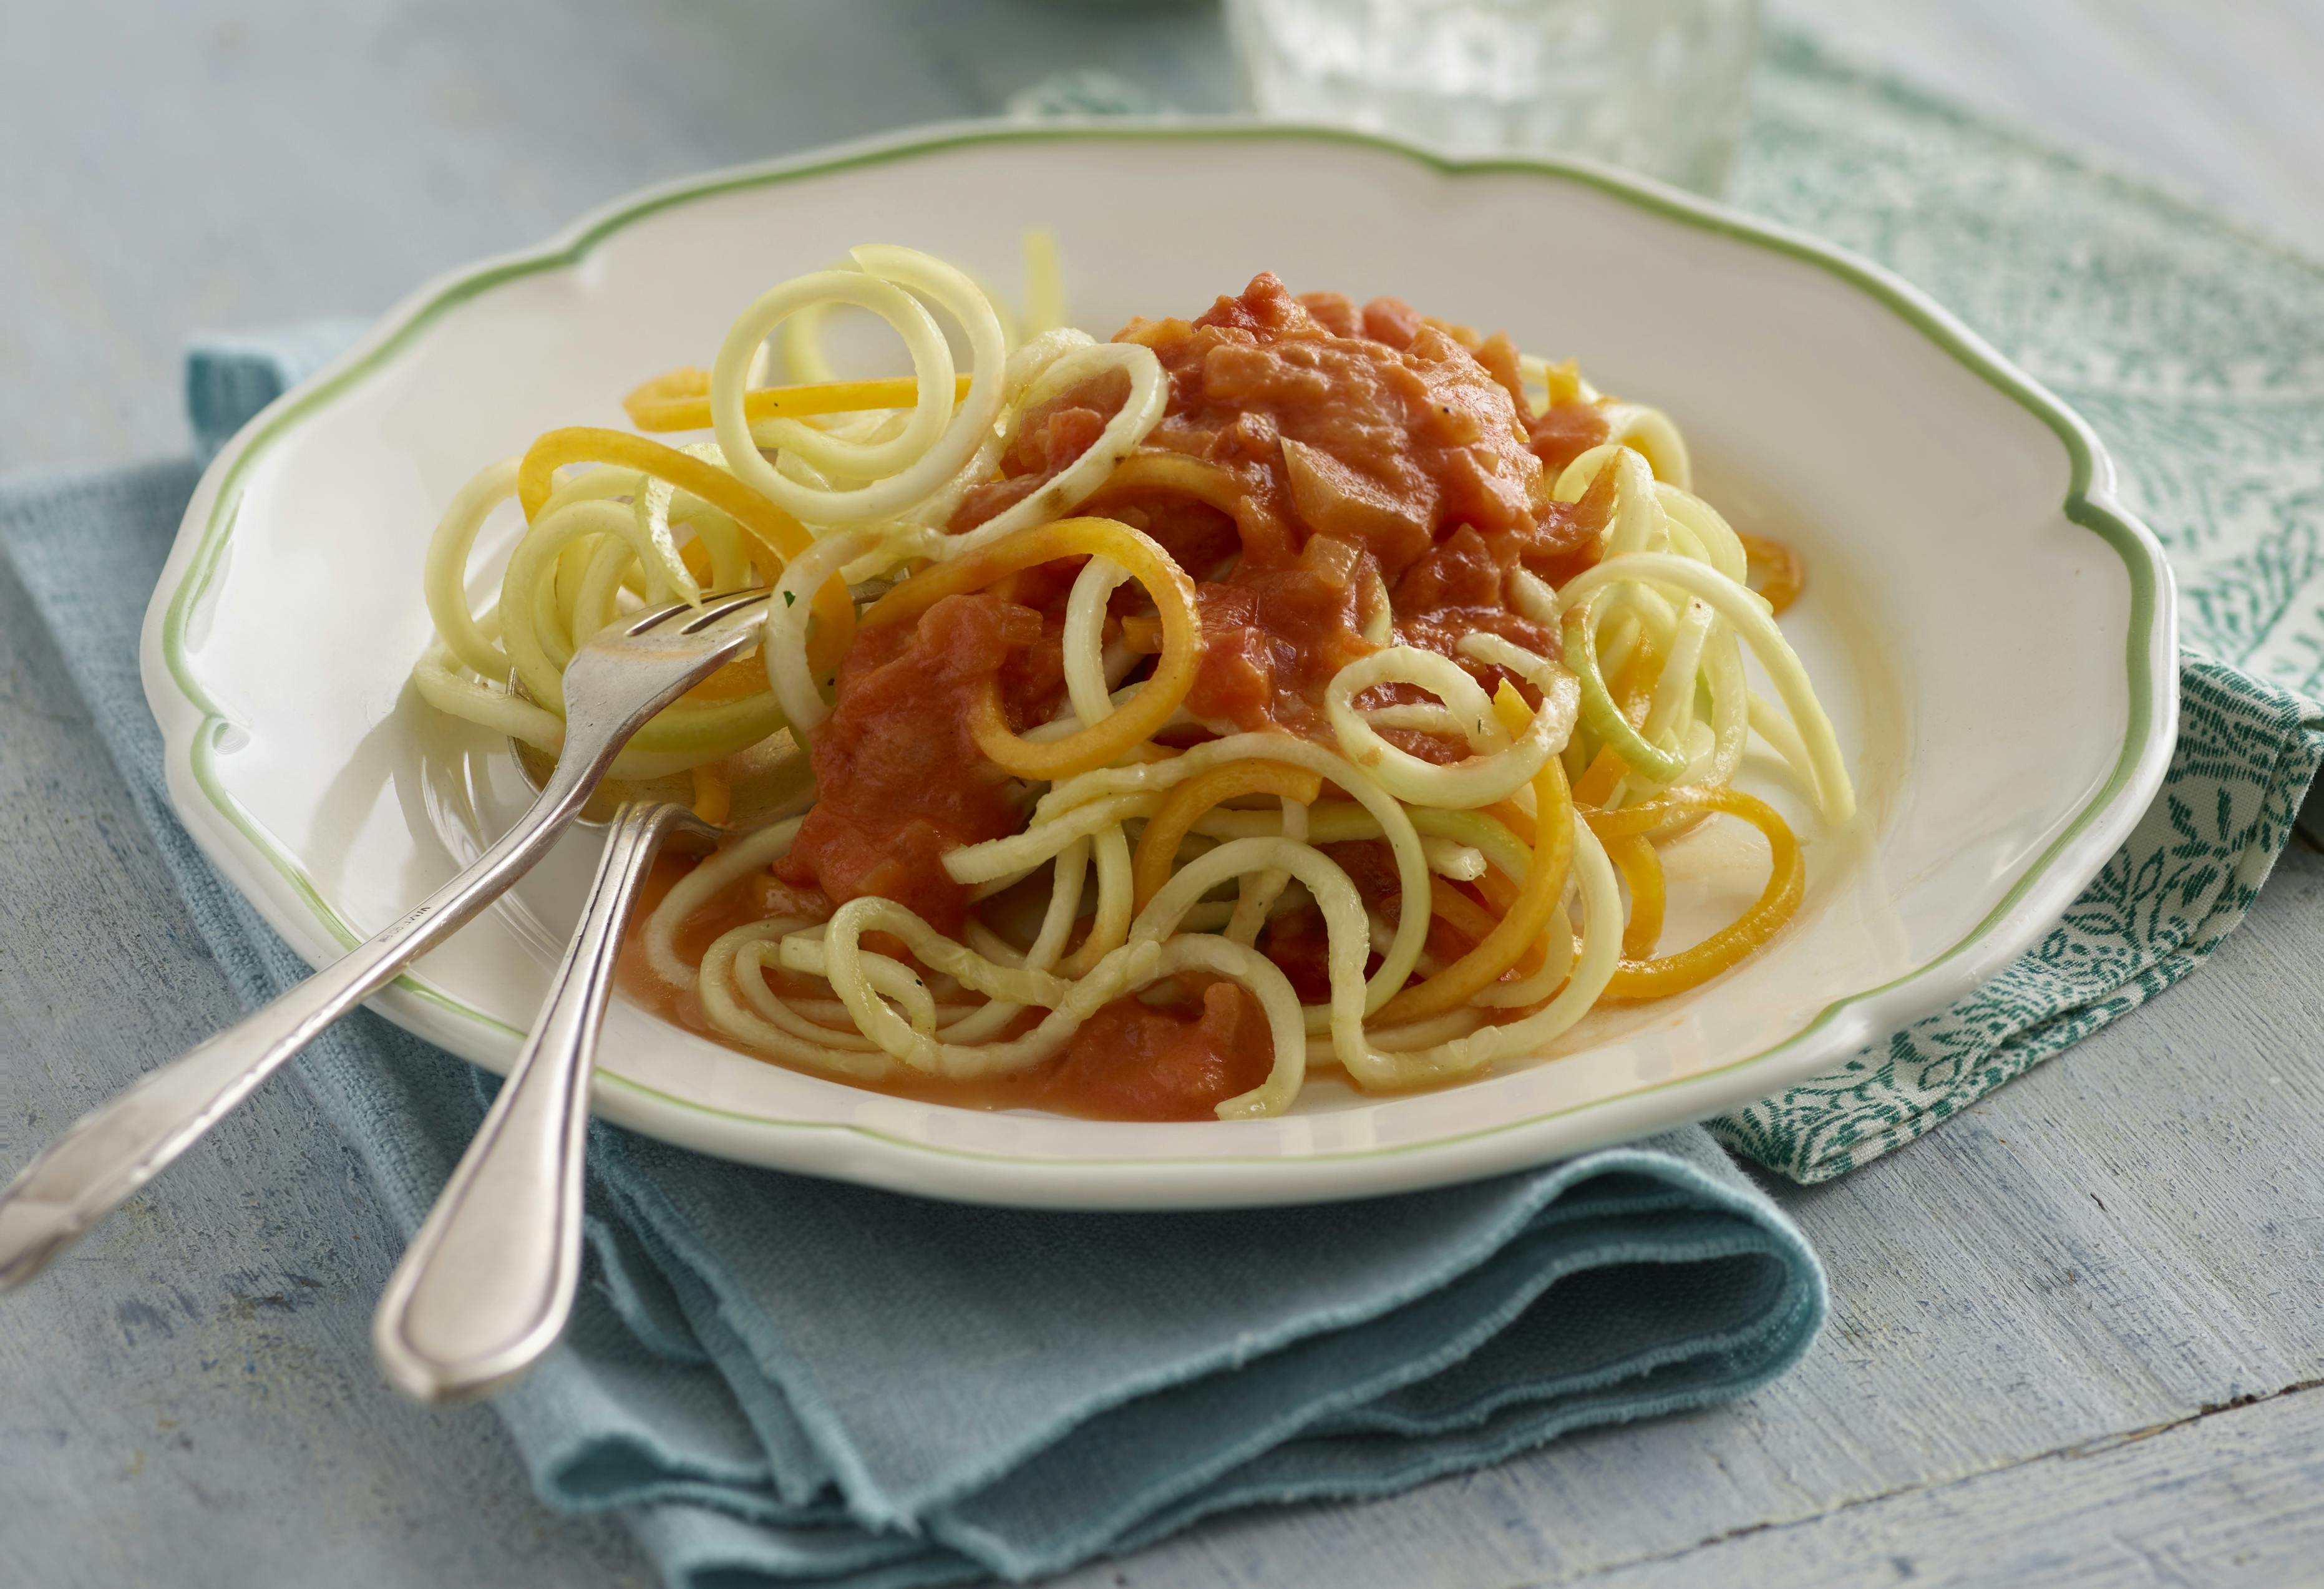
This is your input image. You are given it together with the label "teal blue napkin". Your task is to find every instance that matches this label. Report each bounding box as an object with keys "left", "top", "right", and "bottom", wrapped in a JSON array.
[{"left": 0, "top": 428, "right": 1822, "bottom": 1577}]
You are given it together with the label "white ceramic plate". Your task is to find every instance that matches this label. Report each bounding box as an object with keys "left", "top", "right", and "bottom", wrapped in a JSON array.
[{"left": 142, "top": 122, "right": 2176, "bottom": 1208}]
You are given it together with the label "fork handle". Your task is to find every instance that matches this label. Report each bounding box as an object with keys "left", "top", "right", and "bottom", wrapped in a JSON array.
[
  {"left": 0, "top": 775, "right": 588, "bottom": 1291},
  {"left": 372, "top": 800, "right": 683, "bottom": 1401}
]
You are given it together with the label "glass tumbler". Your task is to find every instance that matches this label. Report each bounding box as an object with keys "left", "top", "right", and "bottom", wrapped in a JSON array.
[{"left": 1227, "top": 0, "right": 1762, "bottom": 195}]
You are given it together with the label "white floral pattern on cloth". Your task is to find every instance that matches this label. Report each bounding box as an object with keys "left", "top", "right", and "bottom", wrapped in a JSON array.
[{"left": 1709, "top": 34, "right": 2324, "bottom": 1181}]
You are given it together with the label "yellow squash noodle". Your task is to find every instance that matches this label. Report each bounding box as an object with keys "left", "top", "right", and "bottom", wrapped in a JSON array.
[
  {"left": 1426, "top": 878, "right": 1506, "bottom": 953},
  {"left": 1605, "top": 833, "right": 1666, "bottom": 959},
  {"left": 1571, "top": 745, "right": 1629, "bottom": 809},
  {"left": 623, "top": 371, "right": 974, "bottom": 434},
  {"left": 515, "top": 426, "right": 857, "bottom": 676},
  {"left": 857, "top": 515, "right": 1202, "bottom": 782},
  {"left": 1132, "top": 760, "right": 1325, "bottom": 912},
  {"left": 1376, "top": 720, "right": 1575, "bottom": 1024},
  {"left": 1738, "top": 530, "right": 1807, "bottom": 616},
  {"left": 691, "top": 765, "right": 734, "bottom": 826},
  {"left": 1585, "top": 785, "right": 1804, "bottom": 1001},
  {"left": 1085, "top": 450, "right": 1293, "bottom": 552}
]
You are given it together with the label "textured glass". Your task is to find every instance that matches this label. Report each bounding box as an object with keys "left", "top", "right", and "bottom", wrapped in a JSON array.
[{"left": 1228, "top": 0, "right": 1762, "bottom": 193}]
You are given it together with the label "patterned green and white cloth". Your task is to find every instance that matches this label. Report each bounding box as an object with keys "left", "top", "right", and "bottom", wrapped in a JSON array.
[{"left": 1709, "top": 35, "right": 2324, "bottom": 1182}]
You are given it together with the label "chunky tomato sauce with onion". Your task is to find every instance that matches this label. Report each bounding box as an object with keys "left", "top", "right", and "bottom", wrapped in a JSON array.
[{"left": 662, "top": 275, "right": 1615, "bottom": 1120}]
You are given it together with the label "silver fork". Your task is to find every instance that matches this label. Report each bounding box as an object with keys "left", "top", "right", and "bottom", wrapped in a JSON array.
[
  {"left": 0, "top": 590, "right": 774, "bottom": 1291},
  {"left": 369, "top": 796, "right": 723, "bottom": 1401},
  {"left": 377, "top": 691, "right": 824, "bottom": 1401}
]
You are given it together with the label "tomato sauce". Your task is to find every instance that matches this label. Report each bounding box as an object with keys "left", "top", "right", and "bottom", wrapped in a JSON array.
[
  {"left": 662, "top": 273, "right": 1617, "bottom": 1119},
  {"left": 1120, "top": 277, "right": 1602, "bottom": 747},
  {"left": 1039, "top": 981, "right": 1275, "bottom": 1120},
  {"left": 1122, "top": 276, "right": 1546, "bottom": 577},
  {"left": 1527, "top": 397, "right": 1613, "bottom": 477},
  {"left": 775, "top": 590, "right": 1065, "bottom": 935},
  {"left": 949, "top": 366, "right": 1132, "bottom": 535}
]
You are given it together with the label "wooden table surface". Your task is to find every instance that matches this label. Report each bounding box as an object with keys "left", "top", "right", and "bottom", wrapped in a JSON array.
[{"left": 3, "top": 3, "right": 2320, "bottom": 1586}]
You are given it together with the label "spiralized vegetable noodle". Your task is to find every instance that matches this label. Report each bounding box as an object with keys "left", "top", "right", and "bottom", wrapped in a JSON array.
[{"left": 414, "top": 238, "right": 1854, "bottom": 1121}]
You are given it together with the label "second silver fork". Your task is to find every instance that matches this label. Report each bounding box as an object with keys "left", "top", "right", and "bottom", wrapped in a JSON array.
[
  {"left": 370, "top": 797, "right": 722, "bottom": 1401},
  {"left": 375, "top": 622, "right": 814, "bottom": 1400}
]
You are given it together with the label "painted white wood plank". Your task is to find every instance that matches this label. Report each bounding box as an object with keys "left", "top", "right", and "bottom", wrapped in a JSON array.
[
  {"left": 0, "top": 0, "right": 1236, "bottom": 475},
  {"left": 1580, "top": 1383, "right": 2324, "bottom": 1588}
]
